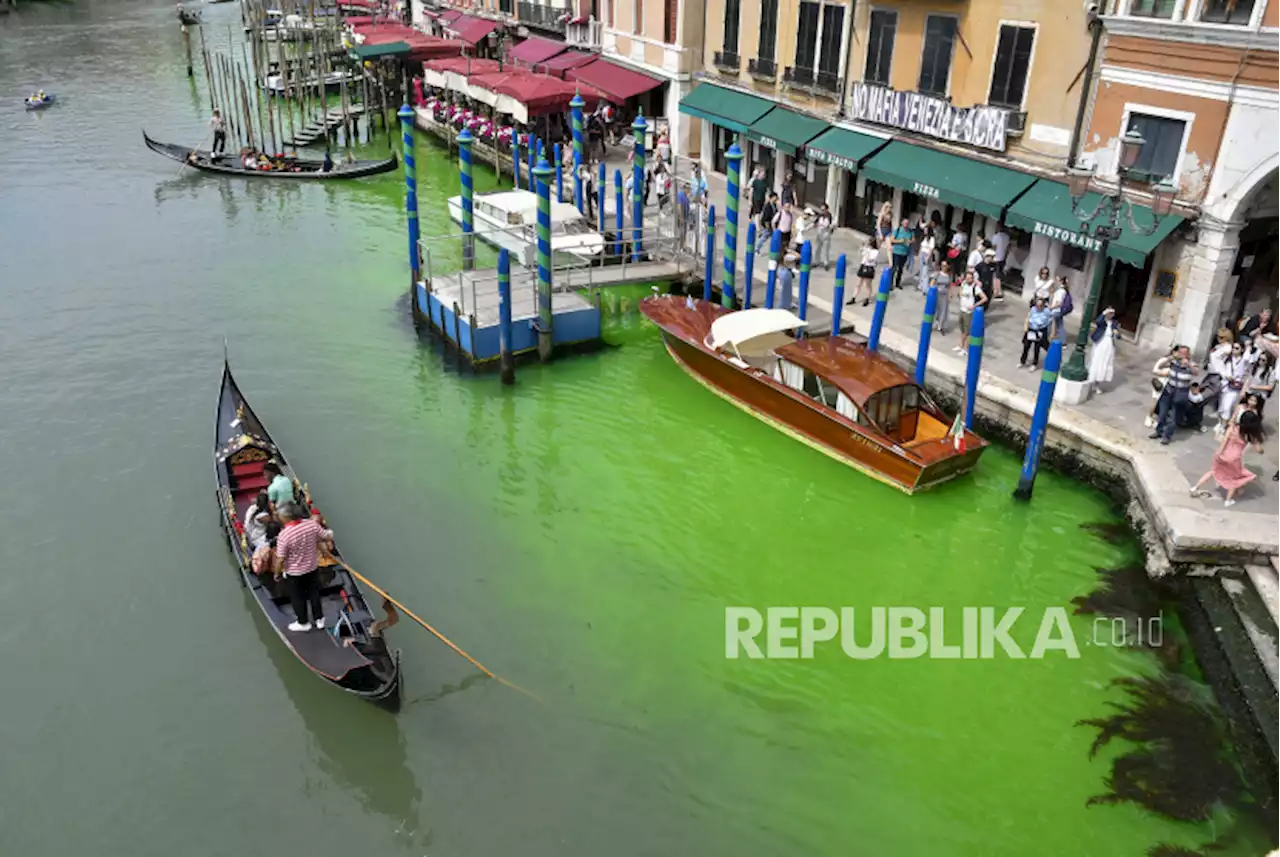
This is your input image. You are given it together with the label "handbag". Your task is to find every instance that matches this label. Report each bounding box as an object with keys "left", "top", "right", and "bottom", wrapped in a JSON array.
[{"left": 946, "top": 247, "right": 961, "bottom": 260}]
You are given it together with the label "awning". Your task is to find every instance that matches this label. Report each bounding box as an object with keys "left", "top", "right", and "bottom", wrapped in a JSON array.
[
  {"left": 350, "top": 41, "right": 411, "bottom": 60},
  {"left": 859, "top": 141, "right": 1038, "bottom": 219},
  {"left": 710, "top": 309, "right": 807, "bottom": 350},
  {"left": 566, "top": 59, "right": 662, "bottom": 103},
  {"left": 805, "top": 127, "right": 889, "bottom": 172},
  {"left": 450, "top": 15, "right": 500, "bottom": 45},
  {"left": 745, "top": 105, "right": 828, "bottom": 156},
  {"left": 438, "top": 9, "right": 463, "bottom": 22},
  {"left": 509, "top": 36, "right": 568, "bottom": 65},
  {"left": 678, "top": 83, "right": 773, "bottom": 134},
  {"left": 537, "top": 49, "right": 595, "bottom": 77},
  {"left": 1005, "top": 180, "right": 1187, "bottom": 267}
]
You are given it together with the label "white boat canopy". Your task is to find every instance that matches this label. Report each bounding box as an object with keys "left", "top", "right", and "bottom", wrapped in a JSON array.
[{"left": 709, "top": 309, "right": 807, "bottom": 356}]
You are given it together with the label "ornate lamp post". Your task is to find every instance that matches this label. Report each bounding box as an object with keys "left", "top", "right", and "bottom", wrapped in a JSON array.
[{"left": 1060, "top": 130, "right": 1176, "bottom": 383}]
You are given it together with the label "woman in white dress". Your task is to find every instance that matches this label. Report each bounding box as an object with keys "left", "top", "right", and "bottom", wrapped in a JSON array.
[{"left": 1087, "top": 306, "right": 1119, "bottom": 389}]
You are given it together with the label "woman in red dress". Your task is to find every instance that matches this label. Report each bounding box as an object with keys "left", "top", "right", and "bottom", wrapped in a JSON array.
[{"left": 1190, "top": 409, "right": 1266, "bottom": 507}]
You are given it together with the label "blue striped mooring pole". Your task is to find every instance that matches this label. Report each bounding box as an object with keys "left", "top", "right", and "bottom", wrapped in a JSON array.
[
  {"left": 703, "top": 205, "right": 716, "bottom": 302},
  {"left": 598, "top": 160, "right": 606, "bottom": 233},
  {"left": 554, "top": 142, "right": 564, "bottom": 202},
  {"left": 533, "top": 157, "right": 554, "bottom": 362},
  {"left": 1013, "top": 340, "right": 1063, "bottom": 501},
  {"left": 831, "top": 254, "right": 847, "bottom": 336},
  {"left": 722, "top": 143, "right": 743, "bottom": 308},
  {"left": 797, "top": 240, "right": 812, "bottom": 324},
  {"left": 458, "top": 127, "right": 474, "bottom": 272},
  {"left": 916, "top": 286, "right": 937, "bottom": 385},
  {"left": 964, "top": 306, "right": 986, "bottom": 429},
  {"left": 570, "top": 91, "right": 585, "bottom": 213},
  {"left": 513, "top": 134, "right": 521, "bottom": 189},
  {"left": 613, "top": 169, "right": 624, "bottom": 259},
  {"left": 765, "top": 229, "right": 781, "bottom": 309},
  {"left": 743, "top": 221, "right": 757, "bottom": 309},
  {"left": 527, "top": 137, "right": 535, "bottom": 192},
  {"left": 631, "top": 111, "right": 645, "bottom": 261},
  {"left": 397, "top": 105, "right": 419, "bottom": 284},
  {"left": 498, "top": 248, "right": 515, "bottom": 385},
  {"left": 867, "top": 267, "right": 892, "bottom": 351}
]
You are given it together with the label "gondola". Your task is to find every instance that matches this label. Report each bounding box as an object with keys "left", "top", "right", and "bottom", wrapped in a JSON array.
[
  {"left": 178, "top": 9, "right": 201, "bottom": 24},
  {"left": 214, "top": 359, "right": 401, "bottom": 709},
  {"left": 143, "top": 131, "right": 397, "bottom": 180},
  {"left": 24, "top": 94, "right": 55, "bottom": 111}
]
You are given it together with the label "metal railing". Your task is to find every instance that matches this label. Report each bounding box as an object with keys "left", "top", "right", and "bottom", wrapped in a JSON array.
[
  {"left": 516, "top": 1, "right": 566, "bottom": 32},
  {"left": 747, "top": 57, "right": 776, "bottom": 80},
  {"left": 783, "top": 65, "right": 842, "bottom": 95},
  {"left": 713, "top": 50, "right": 740, "bottom": 71},
  {"left": 566, "top": 17, "right": 602, "bottom": 48}
]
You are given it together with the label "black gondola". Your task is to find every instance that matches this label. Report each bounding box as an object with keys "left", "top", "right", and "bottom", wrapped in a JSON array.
[
  {"left": 214, "top": 360, "right": 401, "bottom": 709},
  {"left": 144, "top": 131, "right": 398, "bottom": 180}
]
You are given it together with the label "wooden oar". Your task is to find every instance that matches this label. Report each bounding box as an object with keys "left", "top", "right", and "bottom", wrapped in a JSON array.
[
  {"left": 344, "top": 564, "right": 545, "bottom": 706},
  {"left": 178, "top": 126, "right": 216, "bottom": 177}
]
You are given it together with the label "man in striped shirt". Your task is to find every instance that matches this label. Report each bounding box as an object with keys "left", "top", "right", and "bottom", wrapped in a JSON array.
[
  {"left": 275, "top": 502, "right": 334, "bottom": 632},
  {"left": 1151, "top": 345, "right": 1196, "bottom": 445}
]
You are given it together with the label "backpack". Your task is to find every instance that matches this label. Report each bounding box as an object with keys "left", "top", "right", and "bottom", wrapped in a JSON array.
[{"left": 1060, "top": 290, "right": 1074, "bottom": 316}]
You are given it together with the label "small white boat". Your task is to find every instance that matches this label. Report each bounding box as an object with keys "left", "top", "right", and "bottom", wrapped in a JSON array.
[{"left": 447, "top": 190, "right": 605, "bottom": 267}]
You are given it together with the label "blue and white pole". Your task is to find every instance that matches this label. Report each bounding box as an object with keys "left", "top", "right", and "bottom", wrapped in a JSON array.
[
  {"left": 831, "top": 254, "right": 847, "bottom": 336},
  {"left": 916, "top": 286, "right": 937, "bottom": 385},
  {"left": 598, "top": 160, "right": 606, "bottom": 234},
  {"left": 513, "top": 133, "right": 522, "bottom": 189},
  {"left": 554, "top": 142, "right": 564, "bottom": 202},
  {"left": 797, "top": 240, "right": 812, "bottom": 324},
  {"left": 533, "top": 157, "right": 555, "bottom": 363},
  {"left": 743, "top": 222, "right": 757, "bottom": 309},
  {"left": 722, "top": 143, "right": 743, "bottom": 308},
  {"left": 765, "top": 229, "right": 781, "bottom": 309},
  {"left": 703, "top": 205, "right": 716, "bottom": 302},
  {"left": 570, "top": 91, "right": 585, "bottom": 213},
  {"left": 867, "top": 267, "right": 892, "bottom": 352},
  {"left": 613, "top": 169, "right": 624, "bottom": 259},
  {"left": 397, "top": 105, "right": 420, "bottom": 284},
  {"left": 1013, "top": 340, "right": 1063, "bottom": 501},
  {"left": 526, "top": 136, "right": 536, "bottom": 192},
  {"left": 498, "top": 248, "right": 515, "bottom": 385},
  {"left": 631, "top": 111, "right": 645, "bottom": 261},
  {"left": 964, "top": 306, "right": 986, "bottom": 430},
  {"left": 458, "top": 127, "right": 475, "bottom": 272}
]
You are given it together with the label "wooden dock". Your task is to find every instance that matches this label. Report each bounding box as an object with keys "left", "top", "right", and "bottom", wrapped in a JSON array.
[{"left": 284, "top": 105, "right": 367, "bottom": 147}]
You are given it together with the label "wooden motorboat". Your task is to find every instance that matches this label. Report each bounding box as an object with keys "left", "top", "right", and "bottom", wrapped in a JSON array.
[
  {"left": 446, "top": 189, "right": 605, "bottom": 266},
  {"left": 144, "top": 131, "right": 397, "bottom": 179},
  {"left": 639, "top": 297, "right": 988, "bottom": 493},
  {"left": 214, "top": 360, "right": 401, "bottom": 708}
]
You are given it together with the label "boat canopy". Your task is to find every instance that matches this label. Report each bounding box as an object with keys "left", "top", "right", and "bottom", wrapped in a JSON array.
[{"left": 709, "top": 309, "right": 806, "bottom": 355}]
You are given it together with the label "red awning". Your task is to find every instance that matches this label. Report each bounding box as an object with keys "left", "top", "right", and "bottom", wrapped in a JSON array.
[
  {"left": 536, "top": 49, "right": 595, "bottom": 77},
  {"left": 405, "top": 37, "right": 465, "bottom": 62},
  {"left": 449, "top": 14, "right": 500, "bottom": 45},
  {"left": 438, "top": 9, "right": 463, "bottom": 23},
  {"left": 508, "top": 36, "right": 568, "bottom": 65},
  {"left": 423, "top": 56, "right": 502, "bottom": 75},
  {"left": 566, "top": 58, "right": 661, "bottom": 103},
  {"left": 484, "top": 72, "right": 602, "bottom": 117}
]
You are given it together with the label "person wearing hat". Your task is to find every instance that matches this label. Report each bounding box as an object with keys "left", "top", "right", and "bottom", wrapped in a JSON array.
[
  {"left": 975, "top": 248, "right": 998, "bottom": 299},
  {"left": 1088, "top": 306, "right": 1120, "bottom": 390}
]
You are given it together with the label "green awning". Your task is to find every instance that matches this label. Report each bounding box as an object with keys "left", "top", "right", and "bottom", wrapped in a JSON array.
[
  {"left": 349, "top": 41, "right": 410, "bottom": 60},
  {"left": 678, "top": 83, "right": 774, "bottom": 134},
  {"left": 744, "top": 106, "right": 828, "bottom": 156},
  {"left": 859, "top": 141, "right": 1038, "bottom": 219},
  {"left": 1005, "top": 180, "right": 1187, "bottom": 267},
  {"left": 805, "top": 127, "right": 889, "bottom": 172}
]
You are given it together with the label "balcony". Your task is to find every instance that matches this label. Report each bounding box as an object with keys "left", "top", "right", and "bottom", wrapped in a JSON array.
[
  {"left": 565, "top": 16, "right": 602, "bottom": 48},
  {"left": 783, "top": 65, "right": 842, "bottom": 97},
  {"left": 713, "top": 50, "right": 740, "bottom": 72},
  {"left": 517, "top": 1, "right": 566, "bottom": 33},
  {"left": 747, "top": 57, "right": 776, "bottom": 81}
]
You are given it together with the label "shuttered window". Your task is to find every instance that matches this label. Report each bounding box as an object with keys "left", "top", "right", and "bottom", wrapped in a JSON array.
[
  {"left": 818, "top": 4, "right": 844, "bottom": 76},
  {"left": 794, "top": 1, "right": 820, "bottom": 71},
  {"left": 758, "top": 0, "right": 778, "bottom": 61},
  {"left": 864, "top": 9, "right": 896, "bottom": 87},
  {"left": 917, "top": 14, "right": 957, "bottom": 97},
  {"left": 664, "top": 0, "right": 678, "bottom": 43},
  {"left": 987, "top": 24, "right": 1035, "bottom": 108},
  {"left": 722, "top": 0, "right": 739, "bottom": 54}
]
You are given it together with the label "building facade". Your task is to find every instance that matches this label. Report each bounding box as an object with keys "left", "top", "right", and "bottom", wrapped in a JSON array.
[{"left": 1079, "top": 0, "right": 1279, "bottom": 352}]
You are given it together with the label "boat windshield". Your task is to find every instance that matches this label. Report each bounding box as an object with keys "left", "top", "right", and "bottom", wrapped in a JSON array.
[
  {"left": 863, "top": 384, "right": 949, "bottom": 443},
  {"left": 554, "top": 218, "right": 593, "bottom": 236}
]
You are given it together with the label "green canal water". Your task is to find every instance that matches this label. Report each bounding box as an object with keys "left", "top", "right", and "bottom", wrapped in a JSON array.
[{"left": 0, "top": 5, "right": 1270, "bottom": 856}]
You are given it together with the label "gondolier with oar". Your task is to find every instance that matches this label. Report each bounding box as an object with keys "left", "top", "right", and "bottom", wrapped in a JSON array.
[{"left": 210, "top": 109, "right": 226, "bottom": 156}]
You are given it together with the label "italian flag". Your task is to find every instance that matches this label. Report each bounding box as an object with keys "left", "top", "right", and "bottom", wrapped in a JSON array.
[{"left": 949, "top": 413, "right": 966, "bottom": 452}]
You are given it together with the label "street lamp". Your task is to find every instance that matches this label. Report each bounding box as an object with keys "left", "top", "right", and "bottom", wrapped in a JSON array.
[{"left": 1059, "top": 130, "right": 1176, "bottom": 383}]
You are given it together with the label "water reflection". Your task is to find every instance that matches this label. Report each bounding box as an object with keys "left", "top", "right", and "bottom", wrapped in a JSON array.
[{"left": 248, "top": 590, "right": 426, "bottom": 845}]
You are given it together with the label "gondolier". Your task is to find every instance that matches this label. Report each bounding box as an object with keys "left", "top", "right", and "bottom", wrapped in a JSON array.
[{"left": 210, "top": 109, "right": 226, "bottom": 156}]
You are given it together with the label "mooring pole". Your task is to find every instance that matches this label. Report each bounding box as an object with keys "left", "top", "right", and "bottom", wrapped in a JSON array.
[
  {"left": 964, "top": 306, "right": 986, "bottom": 430},
  {"left": 765, "top": 229, "right": 781, "bottom": 309},
  {"left": 916, "top": 286, "right": 937, "bottom": 385},
  {"left": 554, "top": 142, "right": 563, "bottom": 202},
  {"left": 797, "top": 240, "right": 812, "bottom": 325},
  {"left": 723, "top": 142, "right": 742, "bottom": 309},
  {"left": 743, "top": 221, "right": 757, "bottom": 309},
  {"left": 598, "top": 160, "right": 606, "bottom": 234},
  {"left": 1013, "top": 340, "right": 1062, "bottom": 501},
  {"left": 513, "top": 133, "right": 522, "bottom": 190},
  {"left": 397, "top": 104, "right": 420, "bottom": 285},
  {"left": 867, "top": 267, "right": 892, "bottom": 352},
  {"left": 570, "top": 91, "right": 585, "bottom": 214},
  {"left": 613, "top": 169, "right": 624, "bottom": 259},
  {"left": 631, "top": 111, "right": 645, "bottom": 261},
  {"left": 498, "top": 248, "right": 515, "bottom": 386},
  {"left": 527, "top": 136, "right": 535, "bottom": 193},
  {"left": 533, "top": 158, "right": 554, "bottom": 363},
  {"left": 458, "top": 127, "right": 475, "bottom": 272},
  {"left": 702, "top": 205, "right": 716, "bottom": 302},
  {"left": 182, "top": 25, "right": 194, "bottom": 77},
  {"left": 832, "top": 254, "right": 847, "bottom": 336}
]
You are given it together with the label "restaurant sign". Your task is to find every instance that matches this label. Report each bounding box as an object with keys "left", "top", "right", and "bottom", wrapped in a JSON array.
[
  {"left": 848, "top": 84, "right": 1011, "bottom": 153},
  {"left": 1032, "top": 221, "right": 1103, "bottom": 253},
  {"left": 807, "top": 148, "right": 858, "bottom": 172}
]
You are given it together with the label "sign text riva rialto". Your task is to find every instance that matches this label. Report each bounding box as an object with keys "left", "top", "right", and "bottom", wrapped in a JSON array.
[{"left": 845, "top": 83, "right": 1011, "bottom": 153}]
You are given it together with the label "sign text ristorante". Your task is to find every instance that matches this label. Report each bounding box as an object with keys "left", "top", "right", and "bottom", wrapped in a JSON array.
[{"left": 848, "top": 84, "right": 1011, "bottom": 153}]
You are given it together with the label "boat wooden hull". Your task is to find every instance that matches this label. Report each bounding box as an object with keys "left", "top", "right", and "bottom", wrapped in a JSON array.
[{"left": 644, "top": 299, "right": 985, "bottom": 493}]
